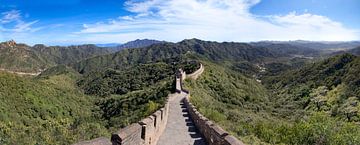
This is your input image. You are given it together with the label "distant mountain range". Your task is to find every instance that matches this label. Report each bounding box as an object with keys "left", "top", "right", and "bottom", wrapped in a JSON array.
[
  {"left": 0, "top": 39, "right": 165, "bottom": 73},
  {"left": 0, "top": 40, "right": 111, "bottom": 72},
  {"left": 96, "top": 39, "right": 165, "bottom": 51},
  {"left": 253, "top": 40, "right": 360, "bottom": 50},
  {"left": 111, "top": 39, "right": 166, "bottom": 51},
  {"left": 74, "top": 38, "right": 333, "bottom": 74},
  {"left": 1, "top": 39, "right": 360, "bottom": 73}
]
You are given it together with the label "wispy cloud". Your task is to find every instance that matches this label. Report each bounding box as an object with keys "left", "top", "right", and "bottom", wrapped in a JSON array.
[
  {"left": 1, "top": 10, "right": 21, "bottom": 24},
  {"left": 0, "top": 10, "right": 40, "bottom": 33},
  {"left": 78, "top": 0, "right": 359, "bottom": 43}
]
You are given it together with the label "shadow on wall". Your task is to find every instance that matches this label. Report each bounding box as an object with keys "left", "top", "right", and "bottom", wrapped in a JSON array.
[{"left": 180, "top": 101, "right": 207, "bottom": 145}]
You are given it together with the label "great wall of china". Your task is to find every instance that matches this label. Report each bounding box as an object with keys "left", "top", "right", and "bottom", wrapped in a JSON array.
[{"left": 75, "top": 63, "right": 244, "bottom": 145}]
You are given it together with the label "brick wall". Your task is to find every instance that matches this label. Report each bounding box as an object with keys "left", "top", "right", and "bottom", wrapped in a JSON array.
[
  {"left": 74, "top": 95, "right": 171, "bottom": 145},
  {"left": 74, "top": 64, "right": 244, "bottom": 145},
  {"left": 181, "top": 64, "right": 245, "bottom": 145},
  {"left": 186, "top": 64, "right": 204, "bottom": 80},
  {"left": 183, "top": 94, "right": 244, "bottom": 145}
]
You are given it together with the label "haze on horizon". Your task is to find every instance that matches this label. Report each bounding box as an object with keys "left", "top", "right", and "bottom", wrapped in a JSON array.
[{"left": 0, "top": 0, "right": 359, "bottom": 45}]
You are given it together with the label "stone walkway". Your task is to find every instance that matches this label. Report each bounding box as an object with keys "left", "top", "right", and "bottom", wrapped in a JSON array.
[{"left": 157, "top": 92, "right": 206, "bottom": 145}]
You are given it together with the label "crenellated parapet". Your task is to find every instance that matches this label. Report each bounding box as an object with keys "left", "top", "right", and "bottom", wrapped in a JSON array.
[
  {"left": 74, "top": 95, "right": 171, "bottom": 145},
  {"left": 180, "top": 64, "right": 245, "bottom": 145},
  {"left": 183, "top": 96, "right": 244, "bottom": 145}
]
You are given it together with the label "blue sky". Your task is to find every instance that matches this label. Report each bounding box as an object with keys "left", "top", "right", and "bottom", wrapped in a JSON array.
[{"left": 0, "top": 0, "right": 359, "bottom": 45}]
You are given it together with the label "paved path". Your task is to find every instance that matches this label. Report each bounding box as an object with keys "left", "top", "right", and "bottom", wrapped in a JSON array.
[
  {"left": 157, "top": 92, "right": 206, "bottom": 145},
  {"left": 186, "top": 64, "right": 204, "bottom": 80}
]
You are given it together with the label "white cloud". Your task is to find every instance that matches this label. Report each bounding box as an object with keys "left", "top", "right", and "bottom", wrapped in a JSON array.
[
  {"left": 0, "top": 10, "right": 40, "bottom": 33},
  {"left": 77, "top": 0, "right": 359, "bottom": 43},
  {"left": 1, "top": 10, "right": 21, "bottom": 24}
]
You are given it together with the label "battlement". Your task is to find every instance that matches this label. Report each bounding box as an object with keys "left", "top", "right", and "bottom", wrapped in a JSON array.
[{"left": 74, "top": 96, "right": 171, "bottom": 145}]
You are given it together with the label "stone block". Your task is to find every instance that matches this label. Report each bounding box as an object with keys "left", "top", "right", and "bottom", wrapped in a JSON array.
[
  {"left": 211, "top": 125, "right": 228, "bottom": 137},
  {"left": 139, "top": 116, "right": 155, "bottom": 145},
  {"left": 152, "top": 111, "right": 162, "bottom": 134},
  {"left": 111, "top": 123, "right": 143, "bottom": 145}
]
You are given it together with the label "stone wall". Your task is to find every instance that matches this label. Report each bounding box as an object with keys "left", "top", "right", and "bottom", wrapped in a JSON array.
[
  {"left": 183, "top": 95, "right": 244, "bottom": 145},
  {"left": 181, "top": 64, "right": 245, "bottom": 145},
  {"left": 75, "top": 64, "right": 244, "bottom": 145},
  {"left": 186, "top": 63, "right": 204, "bottom": 80},
  {"left": 74, "top": 95, "right": 171, "bottom": 145}
]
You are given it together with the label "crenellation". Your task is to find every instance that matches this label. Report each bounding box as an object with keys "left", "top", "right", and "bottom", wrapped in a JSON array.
[
  {"left": 182, "top": 64, "right": 244, "bottom": 144},
  {"left": 111, "top": 123, "right": 143, "bottom": 145}
]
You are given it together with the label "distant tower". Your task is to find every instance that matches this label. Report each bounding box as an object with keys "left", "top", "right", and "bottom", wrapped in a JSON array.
[{"left": 6, "top": 40, "right": 17, "bottom": 47}]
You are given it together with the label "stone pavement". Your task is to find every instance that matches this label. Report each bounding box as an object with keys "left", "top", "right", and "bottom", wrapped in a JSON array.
[{"left": 157, "top": 92, "right": 206, "bottom": 145}]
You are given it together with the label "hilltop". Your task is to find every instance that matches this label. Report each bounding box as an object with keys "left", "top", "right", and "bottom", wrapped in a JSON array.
[
  {"left": 111, "top": 39, "right": 166, "bottom": 52},
  {"left": 0, "top": 40, "right": 111, "bottom": 73}
]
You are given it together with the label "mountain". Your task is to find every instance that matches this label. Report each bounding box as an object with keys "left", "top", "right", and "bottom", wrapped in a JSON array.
[
  {"left": 288, "top": 40, "right": 360, "bottom": 50},
  {"left": 0, "top": 40, "right": 49, "bottom": 72},
  {"left": 75, "top": 39, "right": 330, "bottom": 74},
  {"left": 250, "top": 42, "right": 320, "bottom": 56},
  {"left": 185, "top": 53, "right": 360, "bottom": 144},
  {"left": 348, "top": 46, "right": 360, "bottom": 55},
  {"left": 73, "top": 39, "right": 283, "bottom": 74},
  {"left": 0, "top": 40, "right": 111, "bottom": 73},
  {"left": 31, "top": 44, "right": 111, "bottom": 65},
  {"left": 111, "top": 39, "right": 165, "bottom": 51}
]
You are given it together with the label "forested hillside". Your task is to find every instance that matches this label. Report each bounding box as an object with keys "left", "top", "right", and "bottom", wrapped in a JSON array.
[
  {"left": 111, "top": 39, "right": 165, "bottom": 52},
  {"left": 0, "top": 56, "right": 199, "bottom": 144},
  {"left": 185, "top": 54, "right": 360, "bottom": 144},
  {"left": 0, "top": 70, "right": 108, "bottom": 145},
  {"left": 74, "top": 39, "right": 300, "bottom": 74},
  {"left": 32, "top": 44, "right": 110, "bottom": 65},
  {"left": 262, "top": 54, "right": 360, "bottom": 121},
  {"left": 0, "top": 40, "right": 110, "bottom": 73},
  {"left": 0, "top": 64, "right": 171, "bottom": 144},
  {"left": 0, "top": 41, "right": 49, "bottom": 73}
]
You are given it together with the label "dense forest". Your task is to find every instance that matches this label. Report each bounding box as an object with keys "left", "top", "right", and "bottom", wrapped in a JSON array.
[
  {"left": 0, "top": 41, "right": 111, "bottom": 73},
  {"left": 0, "top": 70, "right": 107, "bottom": 144},
  {"left": 185, "top": 54, "right": 360, "bottom": 144}
]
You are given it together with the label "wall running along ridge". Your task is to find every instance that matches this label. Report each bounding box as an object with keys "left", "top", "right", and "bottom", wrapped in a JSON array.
[
  {"left": 180, "top": 64, "right": 245, "bottom": 145},
  {"left": 74, "top": 63, "right": 244, "bottom": 145}
]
